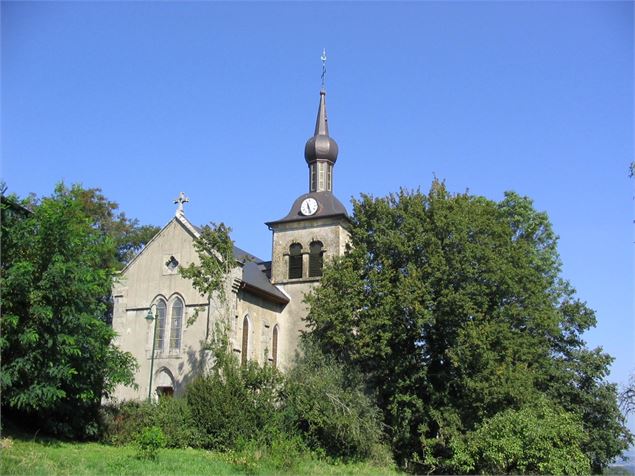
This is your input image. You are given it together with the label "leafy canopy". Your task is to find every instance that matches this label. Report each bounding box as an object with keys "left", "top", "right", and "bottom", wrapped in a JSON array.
[
  {"left": 305, "top": 182, "right": 632, "bottom": 472},
  {"left": 0, "top": 184, "right": 137, "bottom": 438},
  {"left": 180, "top": 222, "right": 234, "bottom": 302}
]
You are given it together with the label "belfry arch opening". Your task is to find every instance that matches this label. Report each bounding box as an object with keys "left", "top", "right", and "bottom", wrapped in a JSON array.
[
  {"left": 289, "top": 243, "right": 303, "bottom": 279},
  {"left": 309, "top": 241, "right": 324, "bottom": 277}
]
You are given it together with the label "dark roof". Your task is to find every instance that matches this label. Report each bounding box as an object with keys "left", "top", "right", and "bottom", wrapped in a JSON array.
[
  {"left": 233, "top": 246, "right": 288, "bottom": 303},
  {"left": 233, "top": 245, "right": 264, "bottom": 264},
  {"left": 265, "top": 191, "right": 349, "bottom": 227},
  {"left": 241, "top": 261, "right": 288, "bottom": 304},
  {"left": 304, "top": 90, "right": 338, "bottom": 165},
  {"left": 1, "top": 195, "right": 33, "bottom": 216}
]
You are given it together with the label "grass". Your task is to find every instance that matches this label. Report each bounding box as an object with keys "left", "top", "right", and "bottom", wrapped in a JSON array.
[{"left": 0, "top": 434, "right": 399, "bottom": 475}]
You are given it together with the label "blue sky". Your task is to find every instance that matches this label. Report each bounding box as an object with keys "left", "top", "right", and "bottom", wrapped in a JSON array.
[{"left": 2, "top": 0, "right": 633, "bottom": 429}]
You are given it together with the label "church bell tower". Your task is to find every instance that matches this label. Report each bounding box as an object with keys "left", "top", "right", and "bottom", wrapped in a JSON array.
[
  {"left": 266, "top": 62, "right": 350, "bottom": 287},
  {"left": 264, "top": 52, "right": 351, "bottom": 368}
]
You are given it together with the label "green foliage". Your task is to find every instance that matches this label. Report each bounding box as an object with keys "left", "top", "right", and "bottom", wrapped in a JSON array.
[
  {"left": 185, "top": 326, "right": 285, "bottom": 451},
  {"left": 135, "top": 426, "right": 166, "bottom": 460},
  {"left": 104, "top": 331, "right": 388, "bottom": 466},
  {"left": 284, "top": 340, "right": 391, "bottom": 463},
  {"left": 0, "top": 184, "right": 137, "bottom": 438},
  {"left": 443, "top": 398, "right": 590, "bottom": 475},
  {"left": 70, "top": 186, "right": 160, "bottom": 268},
  {"left": 225, "top": 434, "right": 309, "bottom": 474},
  {"left": 180, "top": 222, "right": 234, "bottom": 305},
  {"left": 150, "top": 396, "right": 203, "bottom": 449},
  {"left": 100, "top": 401, "right": 154, "bottom": 445},
  {"left": 305, "top": 182, "right": 632, "bottom": 471},
  {"left": 101, "top": 398, "right": 202, "bottom": 448}
]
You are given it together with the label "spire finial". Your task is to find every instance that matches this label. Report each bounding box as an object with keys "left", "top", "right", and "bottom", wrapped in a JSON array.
[
  {"left": 174, "top": 192, "right": 189, "bottom": 216},
  {"left": 321, "top": 48, "right": 327, "bottom": 91}
]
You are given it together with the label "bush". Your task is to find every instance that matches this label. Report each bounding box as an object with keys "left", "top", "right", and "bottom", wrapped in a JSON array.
[
  {"left": 135, "top": 425, "right": 166, "bottom": 460},
  {"left": 151, "top": 396, "right": 203, "bottom": 448},
  {"left": 100, "top": 401, "right": 154, "bottom": 445},
  {"left": 101, "top": 330, "right": 392, "bottom": 467},
  {"left": 444, "top": 398, "right": 591, "bottom": 475},
  {"left": 101, "top": 398, "right": 202, "bottom": 449},
  {"left": 186, "top": 349, "right": 285, "bottom": 451},
  {"left": 283, "top": 340, "right": 391, "bottom": 463}
]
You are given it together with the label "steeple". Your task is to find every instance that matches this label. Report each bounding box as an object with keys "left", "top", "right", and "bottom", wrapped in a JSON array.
[
  {"left": 304, "top": 91, "right": 339, "bottom": 167},
  {"left": 314, "top": 90, "right": 329, "bottom": 136},
  {"left": 303, "top": 49, "right": 339, "bottom": 193}
]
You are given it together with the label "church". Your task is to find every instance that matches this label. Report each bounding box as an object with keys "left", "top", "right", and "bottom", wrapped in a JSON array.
[{"left": 111, "top": 86, "right": 350, "bottom": 401}]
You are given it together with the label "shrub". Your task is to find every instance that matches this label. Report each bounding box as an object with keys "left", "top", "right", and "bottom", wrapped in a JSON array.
[
  {"left": 135, "top": 425, "right": 166, "bottom": 460},
  {"left": 444, "top": 398, "right": 591, "bottom": 475},
  {"left": 185, "top": 328, "right": 285, "bottom": 451},
  {"left": 283, "top": 340, "right": 391, "bottom": 463},
  {"left": 100, "top": 401, "right": 154, "bottom": 445},
  {"left": 151, "top": 396, "right": 203, "bottom": 448},
  {"left": 100, "top": 398, "right": 202, "bottom": 449},
  {"left": 186, "top": 362, "right": 284, "bottom": 450}
]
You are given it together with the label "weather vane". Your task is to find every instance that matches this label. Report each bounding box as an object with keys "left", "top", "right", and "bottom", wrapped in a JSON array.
[{"left": 321, "top": 48, "right": 327, "bottom": 91}]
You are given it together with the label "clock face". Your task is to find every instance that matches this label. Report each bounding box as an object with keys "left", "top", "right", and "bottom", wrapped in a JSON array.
[{"left": 300, "top": 197, "right": 318, "bottom": 216}]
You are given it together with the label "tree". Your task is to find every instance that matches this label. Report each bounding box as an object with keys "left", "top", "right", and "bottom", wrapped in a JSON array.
[
  {"left": 620, "top": 373, "right": 635, "bottom": 416},
  {"left": 305, "top": 182, "right": 632, "bottom": 472},
  {"left": 179, "top": 222, "right": 234, "bottom": 304},
  {"left": 0, "top": 184, "right": 137, "bottom": 438},
  {"left": 179, "top": 222, "right": 234, "bottom": 330},
  {"left": 70, "top": 186, "right": 160, "bottom": 268}
]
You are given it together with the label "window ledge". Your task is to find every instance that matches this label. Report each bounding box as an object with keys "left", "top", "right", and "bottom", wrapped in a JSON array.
[{"left": 146, "top": 351, "right": 182, "bottom": 360}]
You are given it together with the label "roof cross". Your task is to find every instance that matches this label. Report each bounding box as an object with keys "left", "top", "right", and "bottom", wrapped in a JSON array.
[{"left": 174, "top": 192, "right": 189, "bottom": 216}]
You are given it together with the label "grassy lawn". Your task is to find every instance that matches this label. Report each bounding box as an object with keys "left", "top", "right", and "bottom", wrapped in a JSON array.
[{"left": 0, "top": 435, "right": 398, "bottom": 475}]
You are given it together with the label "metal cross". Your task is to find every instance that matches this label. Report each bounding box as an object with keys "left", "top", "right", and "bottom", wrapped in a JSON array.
[
  {"left": 321, "top": 48, "right": 327, "bottom": 91},
  {"left": 174, "top": 192, "right": 189, "bottom": 216}
]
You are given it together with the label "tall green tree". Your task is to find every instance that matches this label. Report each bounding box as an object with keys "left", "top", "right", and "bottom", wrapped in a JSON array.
[
  {"left": 305, "top": 182, "right": 632, "bottom": 472},
  {"left": 0, "top": 185, "right": 137, "bottom": 438},
  {"left": 70, "top": 186, "right": 160, "bottom": 268}
]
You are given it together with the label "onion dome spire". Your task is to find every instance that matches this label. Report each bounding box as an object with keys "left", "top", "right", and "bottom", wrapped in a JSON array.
[
  {"left": 304, "top": 91, "right": 339, "bottom": 165},
  {"left": 304, "top": 50, "right": 338, "bottom": 192}
]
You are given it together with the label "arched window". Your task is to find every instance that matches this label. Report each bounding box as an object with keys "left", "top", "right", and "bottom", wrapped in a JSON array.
[
  {"left": 241, "top": 315, "right": 250, "bottom": 366},
  {"left": 169, "top": 297, "right": 183, "bottom": 351},
  {"left": 309, "top": 241, "right": 324, "bottom": 277},
  {"left": 289, "top": 243, "right": 303, "bottom": 279},
  {"left": 155, "top": 299, "right": 167, "bottom": 352},
  {"left": 272, "top": 325, "right": 279, "bottom": 368}
]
